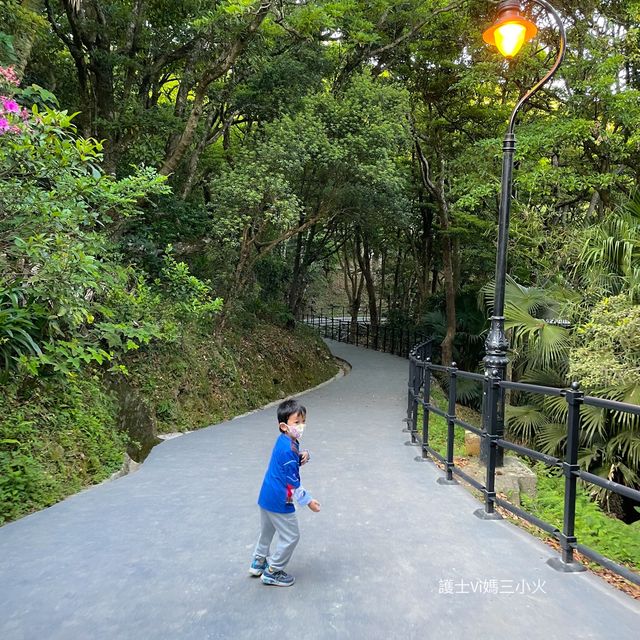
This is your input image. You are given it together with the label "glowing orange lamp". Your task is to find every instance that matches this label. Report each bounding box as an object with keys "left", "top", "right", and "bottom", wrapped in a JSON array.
[{"left": 483, "top": 1, "right": 538, "bottom": 58}]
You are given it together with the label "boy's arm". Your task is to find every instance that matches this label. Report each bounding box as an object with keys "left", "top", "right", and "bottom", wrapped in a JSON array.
[
  {"left": 283, "top": 453, "right": 313, "bottom": 506},
  {"left": 292, "top": 486, "right": 313, "bottom": 506}
]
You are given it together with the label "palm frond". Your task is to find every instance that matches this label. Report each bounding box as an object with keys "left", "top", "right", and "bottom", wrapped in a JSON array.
[
  {"left": 536, "top": 422, "right": 567, "bottom": 456},
  {"left": 606, "top": 432, "right": 640, "bottom": 472},
  {"left": 578, "top": 445, "right": 602, "bottom": 470},
  {"left": 506, "top": 404, "right": 547, "bottom": 444},
  {"left": 520, "top": 367, "right": 566, "bottom": 387},
  {"left": 455, "top": 376, "right": 483, "bottom": 408},
  {"left": 580, "top": 403, "right": 608, "bottom": 443},
  {"left": 481, "top": 275, "right": 556, "bottom": 316}
]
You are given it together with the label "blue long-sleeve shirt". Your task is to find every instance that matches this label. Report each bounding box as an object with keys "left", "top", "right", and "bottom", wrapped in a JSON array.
[{"left": 258, "top": 433, "right": 312, "bottom": 513}]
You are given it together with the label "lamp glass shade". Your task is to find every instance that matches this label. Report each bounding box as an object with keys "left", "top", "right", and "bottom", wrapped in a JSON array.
[
  {"left": 494, "top": 22, "right": 527, "bottom": 57},
  {"left": 483, "top": 10, "right": 538, "bottom": 59}
]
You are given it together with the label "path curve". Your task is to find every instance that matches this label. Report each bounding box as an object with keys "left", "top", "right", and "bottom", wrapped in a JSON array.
[{"left": 0, "top": 340, "right": 638, "bottom": 639}]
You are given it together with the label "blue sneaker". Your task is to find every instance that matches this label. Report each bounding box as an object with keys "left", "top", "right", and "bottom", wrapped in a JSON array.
[
  {"left": 261, "top": 566, "right": 295, "bottom": 587},
  {"left": 249, "top": 556, "right": 268, "bottom": 576}
]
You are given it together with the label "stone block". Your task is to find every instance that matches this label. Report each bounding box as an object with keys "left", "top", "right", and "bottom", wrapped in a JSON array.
[
  {"left": 464, "top": 432, "right": 481, "bottom": 457},
  {"left": 459, "top": 455, "right": 537, "bottom": 506}
]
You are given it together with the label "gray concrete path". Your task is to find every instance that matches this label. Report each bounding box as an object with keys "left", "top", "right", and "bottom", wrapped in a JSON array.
[{"left": 0, "top": 340, "right": 638, "bottom": 639}]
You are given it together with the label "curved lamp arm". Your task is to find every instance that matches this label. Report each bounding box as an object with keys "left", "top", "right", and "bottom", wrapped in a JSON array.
[
  {"left": 507, "top": 0, "right": 567, "bottom": 133},
  {"left": 485, "top": 0, "right": 566, "bottom": 369}
]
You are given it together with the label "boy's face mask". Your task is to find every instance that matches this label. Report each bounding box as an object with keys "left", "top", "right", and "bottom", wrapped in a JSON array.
[{"left": 288, "top": 423, "right": 305, "bottom": 439}]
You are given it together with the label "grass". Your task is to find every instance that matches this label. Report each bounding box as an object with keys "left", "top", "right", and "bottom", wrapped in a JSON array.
[
  {"left": 521, "top": 465, "right": 640, "bottom": 570},
  {"left": 412, "top": 381, "right": 466, "bottom": 458}
]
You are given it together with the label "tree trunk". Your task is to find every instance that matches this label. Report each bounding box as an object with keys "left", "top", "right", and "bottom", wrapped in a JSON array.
[
  {"left": 159, "top": 2, "right": 272, "bottom": 176},
  {"left": 355, "top": 230, "right": 379, "bottom": 326},
  {"left": 415, "top": 140, "right": 456, "bottom": 366},
  {"left": 287, "top": 213, "right": 306, "bottom": 317}
]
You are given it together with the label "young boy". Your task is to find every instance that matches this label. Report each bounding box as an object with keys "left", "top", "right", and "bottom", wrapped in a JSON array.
[{"left": 249, "top": 398, "right": 321, "bottom": 587}]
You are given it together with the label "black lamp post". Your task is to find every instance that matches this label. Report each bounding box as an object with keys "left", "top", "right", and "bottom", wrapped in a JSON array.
[{"left": 480, "top": 0, "right": 567, "bottom": 466}]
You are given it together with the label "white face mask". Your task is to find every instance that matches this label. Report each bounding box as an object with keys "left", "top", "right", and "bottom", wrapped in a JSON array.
[{"left": 288, "top": 423, "right": 305, "bottom": 439}]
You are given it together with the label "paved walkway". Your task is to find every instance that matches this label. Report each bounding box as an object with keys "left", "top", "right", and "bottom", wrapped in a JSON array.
[{"left": 0, "top": 340, "right": 638, "bottom": 639}]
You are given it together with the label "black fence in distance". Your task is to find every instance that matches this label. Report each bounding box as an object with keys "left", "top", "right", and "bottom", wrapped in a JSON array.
[{"left": 303, "top": 311, "right": 431, "bottom": 360}]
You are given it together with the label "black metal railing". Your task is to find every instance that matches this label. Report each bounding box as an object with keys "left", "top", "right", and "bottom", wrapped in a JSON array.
[
  {"left": 407, "top": 340, "right": 640, "bottom": 587},
  {"left": 303, "top": 310, "right": 431, "bottom": 359}
]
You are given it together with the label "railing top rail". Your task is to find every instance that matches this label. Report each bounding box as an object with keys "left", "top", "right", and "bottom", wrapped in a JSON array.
[
  {"left": 583, "top": 395, "right": 640, "bottom": 416},
  {"left": 456, "top": 370, "right": 485, "bottom": 382},
  {"left": 498, "top": 379, "right": 565, "bottom": 397}
]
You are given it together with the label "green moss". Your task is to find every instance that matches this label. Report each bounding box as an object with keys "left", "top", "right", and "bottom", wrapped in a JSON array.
[
  {"left": 125, "top": 322, "right": 338, "bottom": 433},
  {"left": 0, "top": 377, "right": 127, "bottom": 525}
]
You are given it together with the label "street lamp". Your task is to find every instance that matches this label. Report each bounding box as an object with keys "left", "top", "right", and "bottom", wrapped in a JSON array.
[{"left": 479, "top": 0, "right": 566, "bottom": 467}]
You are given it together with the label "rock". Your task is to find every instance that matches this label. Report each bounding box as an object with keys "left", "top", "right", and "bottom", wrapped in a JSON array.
[
  {"left": 107, "top": 377, "right": 162, "bottom": 463},
  {"left": 109, "top": 453, "right": 142, "bottom": 481},
  {"left": 464, "top": 432, "right": 481, "bottom": 457},
  {"left": 460, "top": 455, "right": 537, "bottom": 506}
]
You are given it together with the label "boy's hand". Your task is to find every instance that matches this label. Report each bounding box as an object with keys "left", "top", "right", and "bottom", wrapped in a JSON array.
[
  {"left": 300, "top": 450, "right": 310, "bottom": 465},
  {"left": 308, "top": 499, "right": 321, "bottom": 512}
]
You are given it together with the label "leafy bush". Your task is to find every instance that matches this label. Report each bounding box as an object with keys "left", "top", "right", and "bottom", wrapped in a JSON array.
[
  {"left": 521, "top": 464, "right": 640, "bottom": 569},
  {"left": 0, "top": 78, "right": 224, "bottom": 376},
  {"left": 0, "top": 288, "right": 42, "bottom": 371}
]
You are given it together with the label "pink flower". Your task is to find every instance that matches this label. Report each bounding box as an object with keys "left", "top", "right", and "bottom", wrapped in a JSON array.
[
  {"left": 0, "top": 66, "right": 19, "bottom": 87},
  {"left": 0, "top": 117, "right": 10, "bottom": 133},
  {"left": 1, "top": 97, "right": 19, "bottom": 113}
]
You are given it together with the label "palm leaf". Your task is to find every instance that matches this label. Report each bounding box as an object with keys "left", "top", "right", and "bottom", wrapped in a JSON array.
[
  {"left": 536, "top": 422, "right": 567, "bottom": 456},
  {"left": 505, "top": 404, "right": 547, "bottom": 444},
  {"left": 605, "top": 431, "right": 640, "bottom": 470},
  {"left": 520, "top": 367, "right": 566, "bottom": 387}
]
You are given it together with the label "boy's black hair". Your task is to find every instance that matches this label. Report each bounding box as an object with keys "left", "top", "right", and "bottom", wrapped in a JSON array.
[{"left": 277, "top": 398, "right": 306, "bottom": 425}]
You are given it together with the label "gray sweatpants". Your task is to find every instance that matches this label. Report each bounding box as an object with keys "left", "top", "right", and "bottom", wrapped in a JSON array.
[{"left": 254, "top": 508, "right": 300, "bottom": 571}]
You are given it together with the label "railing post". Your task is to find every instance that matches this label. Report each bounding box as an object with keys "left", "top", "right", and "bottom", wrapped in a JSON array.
[
  {"left": 406, "top": 349, "right": 421, "bottom": 437},
  {"left": 438, "top": 362, "right": 459, "bottom": 485},
  {"left": 406, "top": 352, "right": 416, "bottom": 431},
  {"left": 421, "top": 358, "right": 432, "bottom": 456},
  {"left": 475, "top": 370, "right": 502, "bottom": 519},
  {"left": 412, "top": 358, "right": 422, "bottom": 437},
  {"left": 548, "top": 382, "right": 586, "bottom": 573},
  {"left": 366, "top": 323, "right": 370, "bottom": 348}
]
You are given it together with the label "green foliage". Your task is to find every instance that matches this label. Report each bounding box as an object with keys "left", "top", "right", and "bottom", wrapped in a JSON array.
[
  {"left": 209, "top": 72, "right": 411, "bottom": 297},
  {"left": 0, "top": 288, "right": 42, "bottom": 371},
  {"left": 521, "top": 464, "right": 640, "bottom": 569},
  {"left": 0, "top": 376, "right": 127, "bottom": 525},
  {"left": 126, "top": 321, "right": 338, "bottom": 434},
  {"left": 159, "top": 249, "right": 224, "bottom": 320},
  {"left": 480, "top": 276, "right": 572, "bottom": 374},
  {"left": 570, "top": 294, "right": 640, "bottom": 390},
  {"left": 0, "top": 97, "right": 226, "bottom": 375},
  {"left": 577, "top": 194, "right": 640, "bottom": 304}
]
